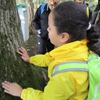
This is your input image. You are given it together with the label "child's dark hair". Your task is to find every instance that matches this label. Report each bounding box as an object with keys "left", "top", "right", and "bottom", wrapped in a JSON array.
[{"left": 52, "top": 1, "right": 100, "bottom": 53}]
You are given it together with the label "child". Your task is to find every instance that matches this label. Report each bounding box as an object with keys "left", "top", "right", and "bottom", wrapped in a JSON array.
[{"left": 2, "top": 1, "right": 100, "bottom": 100}]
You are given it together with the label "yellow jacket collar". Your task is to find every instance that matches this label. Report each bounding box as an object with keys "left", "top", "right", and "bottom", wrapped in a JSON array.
[{"left": 47, "top": 39, "right": 89, "bottom": 77}]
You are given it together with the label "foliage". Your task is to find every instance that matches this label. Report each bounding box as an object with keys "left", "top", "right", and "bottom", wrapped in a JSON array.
[
  {"left": 16, "top": 0, "right": 98, "bottom": 10},
  {"left": 16, "top": 0, "right": 26, "bottom": 5}
]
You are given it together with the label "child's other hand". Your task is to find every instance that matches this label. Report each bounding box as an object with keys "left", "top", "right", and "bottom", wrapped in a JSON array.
[
  {"left": 2, "top": 81, "right": 23, "bottom": 97},
  {"left": 18, "top": 47, "right": 30, "bottom": 62}
]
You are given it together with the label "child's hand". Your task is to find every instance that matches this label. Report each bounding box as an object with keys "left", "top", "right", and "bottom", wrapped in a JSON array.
[
  {"left": 18, "top": 47, "right": 30, "bottom": 62},
  {"left": 2, "top": 81, "right": 23, "bottom": 97}
]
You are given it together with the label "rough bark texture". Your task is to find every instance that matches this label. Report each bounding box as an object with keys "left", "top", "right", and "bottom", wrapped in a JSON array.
[
  {"left": 26, "top": 0, "right": 36, "bottom": 34},
  {"left": 33, "top": 0, "right": 38, "bottom": 13},
  {"left": 0, "top": 0, "right": 47, "bottom": 100}
]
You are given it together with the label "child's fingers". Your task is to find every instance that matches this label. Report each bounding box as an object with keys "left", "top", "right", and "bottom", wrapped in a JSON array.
[
  {"left": 4, "top": 89, "right": 10, "bottom": 94},
  {"left": 2, "top": 84, "right": 8, "bottom": 90},
  {"left": 19, "top": 47, "right": 24, "bottom": 52},
  {"left": 19, "top": 47, "right": 26, "bottom": 52},
  {"left": 17, "top": 51, "right": 23, "bottom": 55},
  {"left": 18, "top": 47, "right": 27, "bottom": 55},
  {"left": 4, "top": 89, "right": 14, "bottom": 96},
  {"left": 2, "top": 81, "right": 10, "bottom": 87}
]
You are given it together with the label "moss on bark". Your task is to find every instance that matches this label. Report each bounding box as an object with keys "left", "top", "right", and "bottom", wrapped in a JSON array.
[{"left": 0, "top": 0, "right": 48, "bottom": 100}]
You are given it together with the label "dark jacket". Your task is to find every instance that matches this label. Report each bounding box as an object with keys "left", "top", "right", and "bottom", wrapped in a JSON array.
[
  {"left": 33, "top": 3, "right": 51, "bottom": 39},
  {"left": 83, "top": 3, "right": 92, "bottom": 21}
]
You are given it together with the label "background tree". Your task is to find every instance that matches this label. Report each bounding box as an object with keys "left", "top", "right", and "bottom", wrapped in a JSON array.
[
  {"left": 0, "top": 0, "right": 47, "bottom": 100},
  {"left": 26, "top": 0, "right": 36, "bottom": 34}
]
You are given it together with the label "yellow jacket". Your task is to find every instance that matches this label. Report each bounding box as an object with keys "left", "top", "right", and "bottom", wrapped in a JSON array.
[{"left": 21, "top": 39, "right": 89, "bottom": 100}]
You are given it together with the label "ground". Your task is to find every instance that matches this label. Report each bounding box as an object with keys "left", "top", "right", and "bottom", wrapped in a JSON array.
[{"left": 24, "top": 32, "right": 38, "bottom": 56}]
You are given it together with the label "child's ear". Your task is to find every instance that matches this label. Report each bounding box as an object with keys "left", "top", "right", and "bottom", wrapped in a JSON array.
[{"left": 60, "top": 33, "right": 70, "bottom": 43}]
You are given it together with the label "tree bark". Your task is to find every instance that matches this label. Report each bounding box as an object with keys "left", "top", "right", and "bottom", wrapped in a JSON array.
[
  {"left": 34, "top": 0, "right": 38, "bottom": 13},
  {"left": 26, "top": 0, "right": 36, "bottom": 34},
  {"left": 0, "top": 0, "right": 47, "bottom": 100}
]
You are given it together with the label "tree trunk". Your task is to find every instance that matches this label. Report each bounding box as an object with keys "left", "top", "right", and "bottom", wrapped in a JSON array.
[
  {"left": 34, "top": 0, "right": 38, "bottom": 13},
  {"left": 0, "top": 0, "right": 47, "bottom": 100},
  {"left": 26, "top": 0, "right": 36, "bottom": 34}
]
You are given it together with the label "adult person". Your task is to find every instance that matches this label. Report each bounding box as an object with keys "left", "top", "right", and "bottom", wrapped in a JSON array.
[
  {"left": 91, "top": 0, "right": 100, "bottom": 55},
  {"left": 2, "top": 1, "right": 100, "bottom": 100},
  {"left": 74, "top": 0, "right": 92, "bottom": 21},
  {"left": 33, "top": 0, "right": 60, "bottom": 54}
]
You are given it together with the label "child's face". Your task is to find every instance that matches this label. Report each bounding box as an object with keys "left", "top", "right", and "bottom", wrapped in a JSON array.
[
  {"left": 47, "top": 12, "right": 65, "bottom": 47},
  {"left": 48, "top": 0, "right": 60, "bottom": 10}
]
